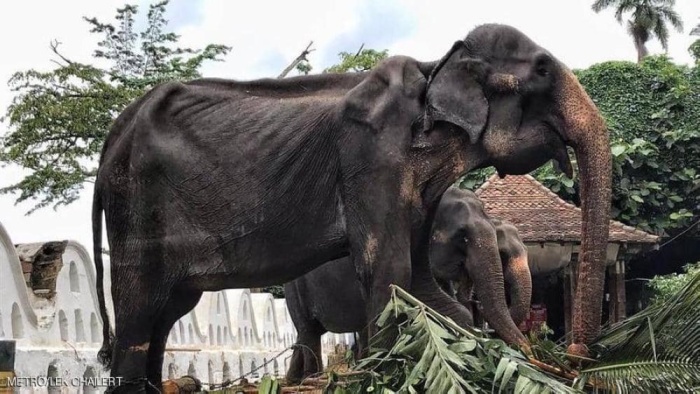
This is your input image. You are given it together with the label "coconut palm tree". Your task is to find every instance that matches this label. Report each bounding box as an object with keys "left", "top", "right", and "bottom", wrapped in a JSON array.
[
  {"left": 688, "top": 19, "right": 699, "bottom": 61},
  {"left": 592, "top": 0, "right": 684, "bottom": 63}
]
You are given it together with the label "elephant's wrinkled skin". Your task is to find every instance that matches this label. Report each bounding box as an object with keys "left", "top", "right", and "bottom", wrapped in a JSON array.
[
  {"left": 284, "top": 187, "right": 531, "bottom": 383},
  {"left": 93, "top": 24, "right": 611, "bottom": 391}
]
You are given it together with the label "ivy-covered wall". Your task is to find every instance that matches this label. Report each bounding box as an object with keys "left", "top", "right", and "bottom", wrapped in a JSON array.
[{"left": 577, "top": 56, "right": 699, "bottom": 235}]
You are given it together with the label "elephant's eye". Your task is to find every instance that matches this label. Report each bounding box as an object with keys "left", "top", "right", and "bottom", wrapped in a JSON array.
[{"left": 534, "top": 53, "right": 552, "bottom": 77}]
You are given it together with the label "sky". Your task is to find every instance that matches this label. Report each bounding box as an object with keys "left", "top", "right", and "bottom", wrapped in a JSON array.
[{"left": 0, "top": 0, "right": 698, "bottom": 254}]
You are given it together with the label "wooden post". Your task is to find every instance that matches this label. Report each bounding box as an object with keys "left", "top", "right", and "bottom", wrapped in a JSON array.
[
  {"left": 0, "top": 340, "right": 16, "bottom": 394},
  {"left": 563, "top": 265, "right": 572, "bottom": 344},
  {"left": 564, "top": 252, "right": 578, "bottom": 345},
  {"left": 607, "top": 264, "right": 616, "bottom": 323},
  {"left": 606, "top": 260, "right": 628, "bottom": 324},
  {"left": 612, "top": 260, "right": 626, "bottom": 322}
]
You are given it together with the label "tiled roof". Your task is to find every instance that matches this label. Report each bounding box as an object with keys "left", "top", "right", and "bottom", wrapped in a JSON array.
[{"left": 474, "top": 175, "right": 659, "bottom": 244}]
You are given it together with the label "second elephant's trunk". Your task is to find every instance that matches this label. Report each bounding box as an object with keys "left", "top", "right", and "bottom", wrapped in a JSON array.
[
  {"left": 503, "top": 253, "right": 532, "bottom": 327},
  {"left": 467, "top": 241, "right": 528, "bottom": 348}
]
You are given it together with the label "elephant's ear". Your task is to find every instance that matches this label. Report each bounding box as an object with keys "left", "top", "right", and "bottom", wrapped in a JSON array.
[{"left": 425, "top": 45, "right": 489, "bottom": 144}]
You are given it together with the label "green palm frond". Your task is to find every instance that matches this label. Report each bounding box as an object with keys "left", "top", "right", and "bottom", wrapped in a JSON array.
[
  {"left": 577, "top": 269, "right": 700, "bottom": 392},
  {"left": 591, "top": 0, "right": 684, "bottom": 55},
  {"left": 354, "top": 286, "right": 581, "bottom": 394}
]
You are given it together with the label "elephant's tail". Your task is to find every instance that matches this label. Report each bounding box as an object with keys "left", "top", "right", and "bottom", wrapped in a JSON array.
[{"left": 93, "top": 188, "right": 113, "bottom": 369}]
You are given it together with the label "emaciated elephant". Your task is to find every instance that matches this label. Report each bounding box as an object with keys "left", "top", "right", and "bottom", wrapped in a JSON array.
[
  {"left": 92, "top": 24, "right": 611, "bottom": 392},
  {"left": 284, "top": 186, "right": 532, "bottom": 383}
]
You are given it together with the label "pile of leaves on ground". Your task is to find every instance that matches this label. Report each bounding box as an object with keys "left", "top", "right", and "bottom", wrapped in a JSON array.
[
  {"left": 327, "top": 286, "right": 578, "bottom": 394},
  {"left": 213, "top": 269, "right": 699, "bottom": 393}
]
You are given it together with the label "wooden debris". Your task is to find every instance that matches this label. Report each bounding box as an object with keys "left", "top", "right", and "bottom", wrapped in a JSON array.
[{"left": 162, "top": 376, "right": 201, "bottom": 393}]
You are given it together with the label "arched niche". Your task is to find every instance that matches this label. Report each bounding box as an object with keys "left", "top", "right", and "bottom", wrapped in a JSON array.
[
  {"left": 223, "top": 361, "right": 232, "bottom": 381},
  {"left": 58, "top": 310, "right": 69, "bottom": 341},
  {"left": 69, "top": 261, "right": 80, "bottom": 293},
  {"left": 208, "top": 360, "right": 215, "bottom": 391},
  {"left": 47, "top": 361, "right": 61, "bottom": 394},
  {"left": 11, "top": 303, "right": 23, "bottom": 339},
  {"left": 90, "top": 313, "right": 100, "bottom": 343},
  {"left": 0, "top": 310, "right": 5, "bottom": 338},
  {"left": 171, "top": 327, "right": 179, "bottom": 344},
  {"left": 187, "top": 361, "right": 197, "bottom": 378},
  {"left": 74, "top": 309, "right": 86, "bottom": 342}
]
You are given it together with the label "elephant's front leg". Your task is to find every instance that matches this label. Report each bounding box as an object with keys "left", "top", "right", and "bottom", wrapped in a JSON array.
[{"left": 343, "top": 174, "right": 413, "bottom": 336}]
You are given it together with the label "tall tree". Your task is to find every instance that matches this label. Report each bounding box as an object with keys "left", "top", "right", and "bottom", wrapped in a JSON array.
[
  {"left": 324, "top": 46, "right": 388, "bottom": 73},
  {"left": 592, "top": 0, "right": 683, "bottom": 63},
  {"left": 0, "top": 1, "right": 230, "bottom": 212},
  {"left": 690, "top": 20, "right": 700, "bottom": 62}
]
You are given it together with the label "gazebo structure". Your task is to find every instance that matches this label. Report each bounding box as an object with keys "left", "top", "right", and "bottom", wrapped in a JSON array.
[{"left": 474, "top": 175, "right": 659, "bottom": 341}]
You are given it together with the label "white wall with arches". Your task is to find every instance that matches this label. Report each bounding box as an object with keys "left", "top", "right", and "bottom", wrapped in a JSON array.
[{"left": 0, "top": 221, "right": 343, "bottom": 393}]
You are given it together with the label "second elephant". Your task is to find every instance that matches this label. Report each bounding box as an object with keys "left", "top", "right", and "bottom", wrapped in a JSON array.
[{"left": 284, "top": 186, "right": 532, "bottom": 383}]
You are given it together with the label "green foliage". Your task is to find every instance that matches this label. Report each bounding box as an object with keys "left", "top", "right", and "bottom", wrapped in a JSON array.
[
  {"left": 457, "top": 168, "right": 495, "bottom": 191},
  {"left": 295, "top": 60, "right": 313, "bottom": 75},
  {"left": 691, "top": 21, "right": 700, "bottom": 62},
  {"left": 574, "top": 56, "right": 699, "bottom": 235},
  {"left": 325, "top": 48, "right": 389, "bottom": 73},
  {"left": 337, "top": 278, "right": 700, "bottom": 393},
  {"left": 647, "top": 261, "right": 700, "bottom": 302},
  {"left": 262, "top": 285, "right": 285, "bottom": 299},
  {"left": 450, "top": 57, "right": 699, "bottom": 238},
  {"left": 257, "top": 375, "right": 281, "bottom": 393},
  {"left": 0, "top": 1, "right": 230, "bottom": 212},
  {"left": 342, "top": 286, "right": 580, "bottom": 394},
  {"left": 579, "top": 267, "right": 700, "bottom": 392}
]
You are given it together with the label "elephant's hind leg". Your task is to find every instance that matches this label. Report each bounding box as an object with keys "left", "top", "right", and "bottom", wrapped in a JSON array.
[
  {"left": 145, "top": 289, "right": 203, "bottom": 393},
  {"left": 286, "top": 323, "right": 324, "bottom": 384},
  {"left": 107, "top": 274, "right": 171, "bottom": 393},
  {"left": 301, "top": 332, "right": 323, "bottom": 380}
]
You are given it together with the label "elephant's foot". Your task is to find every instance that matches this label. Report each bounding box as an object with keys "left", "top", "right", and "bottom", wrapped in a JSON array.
[
  {"left": 566, "top": 343, "right": 590, "bottom": 366},
  {"left": 286, "top": 341, "right": 323, "bottom": 384}
]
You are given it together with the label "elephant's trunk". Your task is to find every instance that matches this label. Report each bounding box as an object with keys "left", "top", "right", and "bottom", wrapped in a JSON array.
[
  {"left": 411, "top": 263, "right": 475, "bottom": 329},
  {"left": 503, "top": 253, "right": 532, "bottom": 327},
  {"left": 556, "top": 70, "right": 612, "bottom": 359},
  {"left": 468, "top": 248, "right": 528, "bottom": 348}
]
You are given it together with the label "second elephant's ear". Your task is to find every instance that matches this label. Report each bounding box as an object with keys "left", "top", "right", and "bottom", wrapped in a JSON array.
[{"left": 425, "top": 45, "right": 489, "bottom": 144}]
